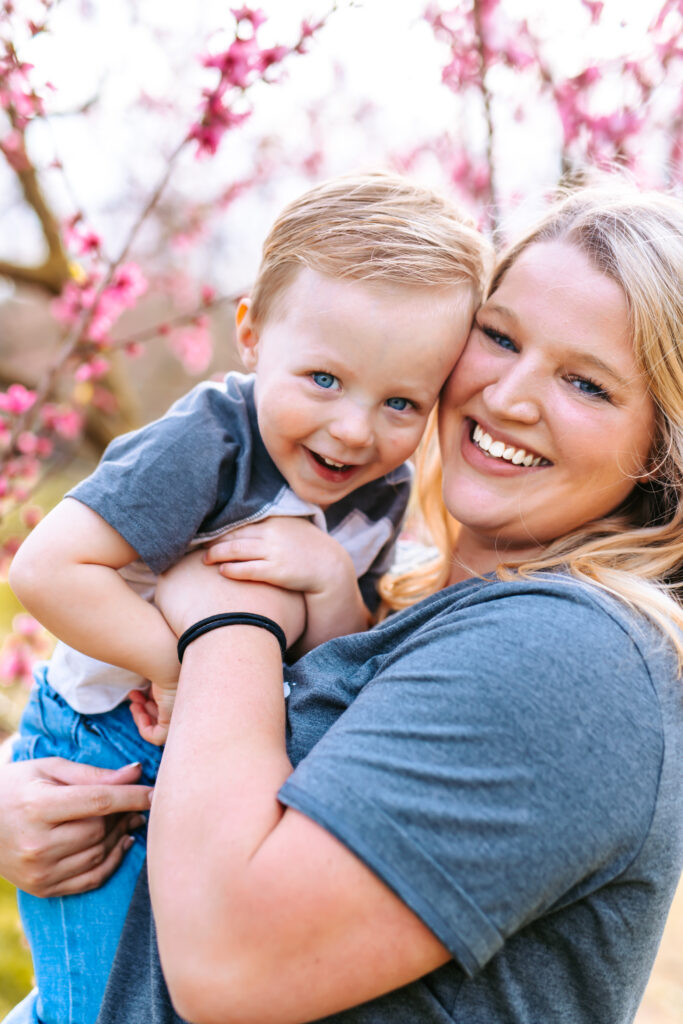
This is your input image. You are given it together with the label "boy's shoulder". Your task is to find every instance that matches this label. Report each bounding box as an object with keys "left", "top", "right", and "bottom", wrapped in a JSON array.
[{"left": 164, "top": 371, "right": 257, "bottom": 427}]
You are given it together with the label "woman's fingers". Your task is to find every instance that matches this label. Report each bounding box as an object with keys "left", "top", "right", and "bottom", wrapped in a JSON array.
[
  {"left": 32, "top": 830, "right": 141, "bottom": 898},
  {"left": 39, "top": 778, "right": 153, "bottom": 824},
  {"left": 47, "top": 810, "right": 144, "bottom": 860},
  {"left": 36, "top": 756, "right": 143, "bottom": 788}
]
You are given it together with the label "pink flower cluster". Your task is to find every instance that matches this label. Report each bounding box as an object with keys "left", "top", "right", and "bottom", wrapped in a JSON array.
[
  {"left": 0, "top": 388, "right": 84, "bottom": 511},
  {"left": 0, "top": 613, "right": 51, "bottom": 689},
  {"left": 426, "top": 0, "right": 683, "bottom": 198},
  {"left": 0, "top": 51, "right": 44, "bottom": 127},
  {"left": 189, "top": 7, "right": 325, "bottom": 157},
  {"left": 51, "top": 261, "right": 148, "bottom": 346}
]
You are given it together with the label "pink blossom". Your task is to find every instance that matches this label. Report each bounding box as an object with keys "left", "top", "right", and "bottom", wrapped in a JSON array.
[
  {"left": 40, "top": 404, "right": 83, "bottom": 440},
  {"left": 442, "top": 50, "right": 481, "bottom": 90},
  {"left": 204, "top": 37, "right": 260, "bottom": 89},
  {"left": 572, "top": 66, "right": 601, "bottom": 88},
  {"left": 0, "top": 129, "right": 30, "bottom": 171},
  {"left": 256, "top": 45, "right": 291, "bottom": 73},
  {"left": 92, "top": 386, "right": 119, "bottom": 414},
  {"left": 171, "top": 317, "right": 213, "bottom": 375},
  {"left": 201, "top": 284, "right": 216, "bottom": 305},
  {"left": 580, "top": 0, "right": 604, "bottom": 24},
  {"left": 231, "top": 6, "right": 267, "bottom": 31},
  {"left": 0, "top": 612, "right": 51, "bottom": 688},
  {"left": 13, "top": 612, "right": 42, "bottom": 637},
  {"left": 0, "top": 383, "right": 37, "bottom": 415},
  {"left": 21, "top": 506, "right": 43, "bottom": 529},
  {"left": 51, "top": 280, "right": 98, "bottom": 327},
  {"left": 300, "top": 18, "right": 324, "bottom": 39},
  {"left": 75, "top": 357, "right": 110, "bottom": 382},
  {"left": 16, "top": 431, "right": 43, "bottom": 456},
  {"left": 111, "top": 263, "right": 147, "bottom": 305},
  {"left": 189, "top": 100, "right": 250, "bottom": 157}
]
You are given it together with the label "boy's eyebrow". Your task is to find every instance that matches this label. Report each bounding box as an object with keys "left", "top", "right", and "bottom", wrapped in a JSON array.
[{"left": 481, "top": 301, "right": 631, "bottom": 389}]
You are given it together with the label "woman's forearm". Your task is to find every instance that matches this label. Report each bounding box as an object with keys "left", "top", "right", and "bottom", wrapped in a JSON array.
[{"left": 148, "top": 623, "right": 294, "bottom": 1021}]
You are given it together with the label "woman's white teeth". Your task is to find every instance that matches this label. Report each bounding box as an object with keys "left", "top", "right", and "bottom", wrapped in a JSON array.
[{"left": 472, "top": 423, "right": 543, "bottom": 467}]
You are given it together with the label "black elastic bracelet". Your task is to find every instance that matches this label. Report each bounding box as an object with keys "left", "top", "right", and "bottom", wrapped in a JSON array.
[{"left": 177, "top": 613, "right": 287, "bottom": 663}]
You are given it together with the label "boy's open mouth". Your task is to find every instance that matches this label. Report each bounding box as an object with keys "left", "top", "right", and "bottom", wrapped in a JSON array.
[{"left": 309, "top": 450, "right": 353, "bottom": 473}]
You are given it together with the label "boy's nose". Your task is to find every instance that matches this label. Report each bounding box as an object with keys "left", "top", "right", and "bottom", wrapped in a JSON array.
[{"left": 329, "top": 405, "right": 375, "bottom": 448}]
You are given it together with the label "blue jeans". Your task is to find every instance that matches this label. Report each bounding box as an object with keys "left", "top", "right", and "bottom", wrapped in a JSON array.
[{"left": 11, "top": 667, "right": 162, "bottom": 1024}]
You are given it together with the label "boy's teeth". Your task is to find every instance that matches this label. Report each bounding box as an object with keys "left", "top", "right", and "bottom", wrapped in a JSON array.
[
  {"left": 471, "top": 422, "right": 546, "bottom": 467},
  {"left": 322, "top": 456, "right": 345, "bottom": 468}
]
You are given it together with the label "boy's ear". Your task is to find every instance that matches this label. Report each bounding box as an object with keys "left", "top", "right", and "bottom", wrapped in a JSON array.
[{"left": 235, "top": 298, "right": 259, "bottom": 370}]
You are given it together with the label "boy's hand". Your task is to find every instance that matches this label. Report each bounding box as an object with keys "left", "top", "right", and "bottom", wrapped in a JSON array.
[
  {"left": 203, "top": 517, "right": 350, "bottom": 595},
  {"left": 128, "top": 678, "right": 177, "bottom": 746},
  {"left": 204, "top": 517, "right": 370, "bottom": 651}
]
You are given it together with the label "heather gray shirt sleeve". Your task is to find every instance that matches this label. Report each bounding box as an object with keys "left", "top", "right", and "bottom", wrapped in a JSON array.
[{"left": 279, "top": 587, "right": 664, "bottom": 976}]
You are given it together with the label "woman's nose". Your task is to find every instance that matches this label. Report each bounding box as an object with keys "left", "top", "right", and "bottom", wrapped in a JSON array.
[
  {"left": 329, "top": 404, "right": 375, "bottom": 448},
  {"left": 483, "top": 365, "right": 541, "bottom": 424}
]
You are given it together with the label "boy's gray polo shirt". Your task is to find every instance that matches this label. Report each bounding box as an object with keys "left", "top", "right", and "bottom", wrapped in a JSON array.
[
  {"left": 51, "top": 373, "right": 410, "bottom": 712},
  {"left": 96, "top": 574, "right": 683, "bottom": 1024},
  {"left": 68, "top": 373, "right": 410, "bottom": 597}
]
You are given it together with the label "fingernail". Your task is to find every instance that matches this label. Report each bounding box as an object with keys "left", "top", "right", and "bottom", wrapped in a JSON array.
[
  {"left": 123, "top": 836, "right": 135, "bottom": 851},
  {"left": 121, "top": 761, "right": 142, "bottom": 770},
  {"left": 148, "top": 788, "right": 154, "bottom": 806}
]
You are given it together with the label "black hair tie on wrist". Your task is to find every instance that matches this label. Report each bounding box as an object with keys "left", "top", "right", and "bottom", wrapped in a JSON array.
[{"left": 177, "top": 612, "right": 288, "bottom": 663}]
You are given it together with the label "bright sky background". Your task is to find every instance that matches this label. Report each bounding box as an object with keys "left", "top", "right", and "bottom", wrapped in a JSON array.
[{"left": 0, "top": 0, "right": 670, "bottom": 296}]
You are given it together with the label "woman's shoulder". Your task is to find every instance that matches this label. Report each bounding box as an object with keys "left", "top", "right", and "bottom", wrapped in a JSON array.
[
  {"left": 391, "top": 571, "right": 679, "bottom": 729},
  {"left": 442, "top": 571, "right": 674, "bottom": 666}
]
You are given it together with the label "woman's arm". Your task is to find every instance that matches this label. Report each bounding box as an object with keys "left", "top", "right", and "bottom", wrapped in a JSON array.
[
  {"left": 150, "top": 556, "right": 449, "bottom": 1024},
  {"left": 0, "top": 757, "right": 151, "bottom": 896}
]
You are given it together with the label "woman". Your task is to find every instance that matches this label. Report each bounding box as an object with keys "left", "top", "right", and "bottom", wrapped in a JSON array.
[{"left": 5, "top": 182, "right": 683, "bottom": 1024}]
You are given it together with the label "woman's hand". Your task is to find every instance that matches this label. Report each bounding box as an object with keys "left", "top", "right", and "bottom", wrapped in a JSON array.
[
  {"left": 155, "top": 548, "right": 306, "bottom": 644},
  {"left": 0, "top": 758, "right": 151, "bottom": 897}
]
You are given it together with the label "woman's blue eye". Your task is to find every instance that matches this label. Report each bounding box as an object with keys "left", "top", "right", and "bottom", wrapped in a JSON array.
[
  {"left": 311, "top": 372, "right": 338, "bottom": 390},
  {"left": 385, "top": 396, "right": 411, "bottom": 411},
  {"left": 482, "top": 326, "right": 517, "bottom": 351},
  {"left": 569, "top": 376, "right": 610, "bottom": 401}
]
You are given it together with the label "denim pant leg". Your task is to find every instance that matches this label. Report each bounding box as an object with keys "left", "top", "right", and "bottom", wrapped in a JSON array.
[{"left": 12, "top": 669, "right": 162, "bottom": 1024}]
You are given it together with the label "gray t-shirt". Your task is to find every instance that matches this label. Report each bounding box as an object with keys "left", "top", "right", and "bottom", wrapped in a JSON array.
[{"left": 96, "top": 574, "right": 683, "bottom": 1024}]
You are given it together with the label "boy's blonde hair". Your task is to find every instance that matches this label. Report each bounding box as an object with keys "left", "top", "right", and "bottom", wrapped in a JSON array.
[
  {"left": 249, "top": 172, "right": 492, "bottom": 325},
  {"left": 381, "top": 181, "right": 683, "bottom": 666}
]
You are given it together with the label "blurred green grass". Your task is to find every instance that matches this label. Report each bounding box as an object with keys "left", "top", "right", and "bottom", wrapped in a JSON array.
[{"left": 0, "top": 877, "right": 33, "bottom": 1017}]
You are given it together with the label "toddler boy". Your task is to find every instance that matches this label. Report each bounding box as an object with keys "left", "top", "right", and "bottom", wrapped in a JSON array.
[{"left": 8, "top": 171, "right": 489, "bottom": 1024}]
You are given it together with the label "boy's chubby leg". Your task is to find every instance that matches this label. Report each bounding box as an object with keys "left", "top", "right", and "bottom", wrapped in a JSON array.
[{"left": 11, "top": 665, "right": 161, "bottom": 1024}]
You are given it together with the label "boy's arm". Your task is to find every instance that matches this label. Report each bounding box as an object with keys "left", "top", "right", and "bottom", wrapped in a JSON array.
[
  {"left": 203, "top": 517, "right": 371, "bottom": 653},
  {"left": 9, "top": 497, "right": 179, "bottom": 699}
]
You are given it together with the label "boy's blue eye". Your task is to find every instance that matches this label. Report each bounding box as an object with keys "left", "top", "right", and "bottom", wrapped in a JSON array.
[
  {"left": 385, "top": 396, "right": 411, "bottom": 411},
  {"left": 311, "top": 372, "right": 339, "bottom": 390}
]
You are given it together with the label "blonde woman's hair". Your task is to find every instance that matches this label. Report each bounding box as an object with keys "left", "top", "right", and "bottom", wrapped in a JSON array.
[
  {"left": 381, "top": 181, "right": 683, "bottom": 666},
  {"left": 249, "top": 171, "right": 492, "bottom": 325}
]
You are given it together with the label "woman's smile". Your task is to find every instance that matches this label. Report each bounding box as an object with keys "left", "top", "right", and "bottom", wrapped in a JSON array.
[{"left": 463, "top": 417, "right": 552, "bottom": 474}]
